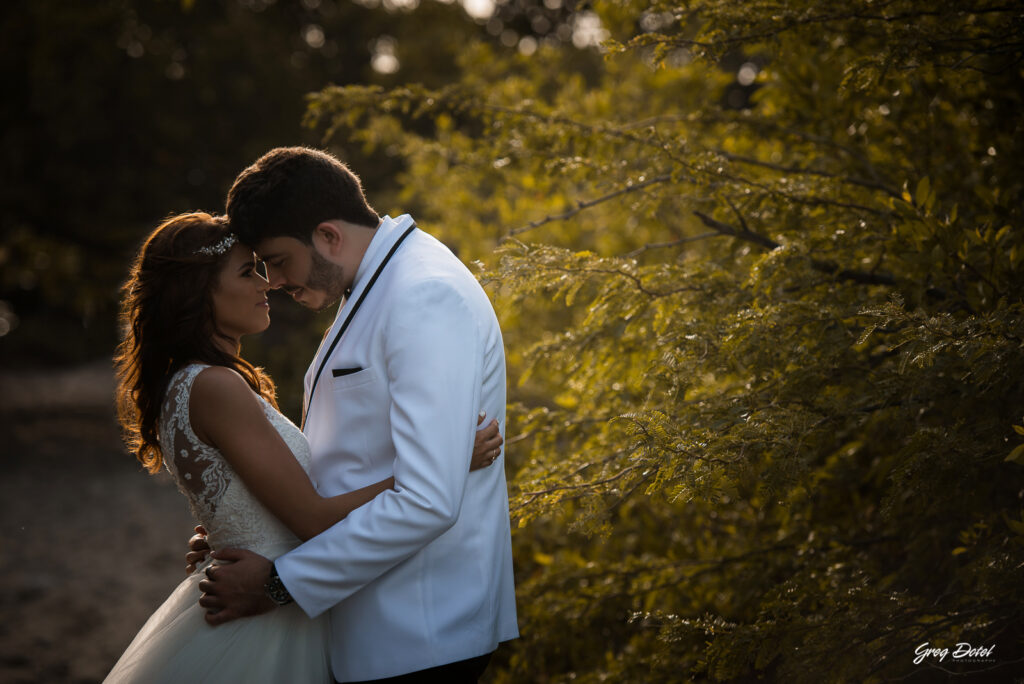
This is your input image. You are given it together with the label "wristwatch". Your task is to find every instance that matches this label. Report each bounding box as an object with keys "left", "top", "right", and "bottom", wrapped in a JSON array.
[{"left": 265, "top": 562, "right": 293, "bottom": 605}]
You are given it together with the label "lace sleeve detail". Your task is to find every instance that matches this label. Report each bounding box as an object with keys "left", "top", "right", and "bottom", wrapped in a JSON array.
[
  {"left": 156, "top": 364, "right": 310, "bottom": 555},
  {"left": 159, "top": 364, "right": 231, "bottom": 522}
]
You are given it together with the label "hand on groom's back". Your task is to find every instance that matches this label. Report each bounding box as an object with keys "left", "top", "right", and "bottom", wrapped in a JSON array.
[{"left": 198, "top": 548, "right": 276, "bottom": 626}]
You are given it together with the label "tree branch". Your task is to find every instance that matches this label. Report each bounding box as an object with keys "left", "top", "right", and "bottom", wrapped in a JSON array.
[
  {"left": 542, "top": 263, "right": 702, "bottom": 298},
  {"left": 692, "top": 210, "right": 907, "bottom": 287},
  {"left": 512, "top": 463, "right": 643, "bottom": 513},
  {"left": 714, "top": 149, "right": 903, "bottom": 199},
  {"left": 649, "top": 4, "right": 1023, "bottom": 54},
  {"left": 692, "top": 210, "right": 779, "bottom": 250},
  {"left": 505, "top": 175, "right": 672, "bottom": 238},
  {"left": 622, "top": 232, "right": 719, "bottom": 258}
]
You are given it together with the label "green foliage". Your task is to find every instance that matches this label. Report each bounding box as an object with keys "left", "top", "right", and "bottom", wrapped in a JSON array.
[{"left": 308, "top": 1, "right": 1024, "bottom": 680}]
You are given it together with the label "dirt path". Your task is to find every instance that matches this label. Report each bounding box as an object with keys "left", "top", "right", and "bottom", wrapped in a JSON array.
[{"left": 0, "top": 362, "right": 194, "bottom": 683}]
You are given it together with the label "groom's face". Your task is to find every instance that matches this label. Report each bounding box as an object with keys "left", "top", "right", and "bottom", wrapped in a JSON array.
[{"left": 256, "top": 236, "right": 347, "bottom": 312}]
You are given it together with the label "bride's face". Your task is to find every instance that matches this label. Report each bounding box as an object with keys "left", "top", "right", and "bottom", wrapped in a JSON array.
[{"left": 210, "top": 244, "right": 271, "bottom": 342}]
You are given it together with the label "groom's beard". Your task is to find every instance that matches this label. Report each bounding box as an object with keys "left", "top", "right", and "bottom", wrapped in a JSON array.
[{"left": 305, "top": 249, "right": 348, "bottom": 312}]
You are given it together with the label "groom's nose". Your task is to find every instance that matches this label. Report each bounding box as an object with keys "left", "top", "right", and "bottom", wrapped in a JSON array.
[{"left": 264, "top": 265, "right": 288, "bottom": 290}]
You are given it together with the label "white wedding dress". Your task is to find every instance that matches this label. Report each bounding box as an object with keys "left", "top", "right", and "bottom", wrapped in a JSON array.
[{"left": 105, "top": 364, "right": 332, "bottom": 683}]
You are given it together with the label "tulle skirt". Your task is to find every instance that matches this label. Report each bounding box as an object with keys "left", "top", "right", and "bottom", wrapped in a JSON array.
[{"left": 105, "top": 563, "right": 331, "bottom": 683}]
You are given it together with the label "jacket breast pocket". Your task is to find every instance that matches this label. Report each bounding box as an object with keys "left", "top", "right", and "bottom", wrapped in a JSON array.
[{"left": 330, "top": 366, "right": 379, "bottom": 392}]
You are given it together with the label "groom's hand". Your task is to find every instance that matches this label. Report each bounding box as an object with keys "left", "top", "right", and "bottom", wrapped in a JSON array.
[{"left": 198, "top": 548, "right": 275, "bottom": 626}]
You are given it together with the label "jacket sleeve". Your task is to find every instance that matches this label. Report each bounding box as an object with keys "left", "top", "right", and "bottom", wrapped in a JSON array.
[{"left": 275, "top": 279, "right": 483, "bottom": 618}]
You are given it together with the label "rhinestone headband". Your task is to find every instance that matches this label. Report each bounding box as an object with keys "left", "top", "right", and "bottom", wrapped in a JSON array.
[{"left": 195, "top": 234, "right": 237, "bottom": 256}]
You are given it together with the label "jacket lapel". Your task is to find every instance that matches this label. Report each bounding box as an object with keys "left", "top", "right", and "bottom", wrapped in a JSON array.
[{"left": 301, "top": 215, "right": 414, "bottom": 427}]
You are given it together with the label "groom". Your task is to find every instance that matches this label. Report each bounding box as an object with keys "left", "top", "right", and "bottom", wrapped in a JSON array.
[{"left": 198, "top": 147, "right": 519, "bottom": 682}]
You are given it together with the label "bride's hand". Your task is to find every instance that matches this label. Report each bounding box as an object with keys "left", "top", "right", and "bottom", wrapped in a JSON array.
[
  {"left": 470, "top": 412, "right": 503, "bottom": 471},
  {"left": 185, "top": 525, "right": 210, "bottom": 575},
  {"left": 199, "top": 548, "right": 275, "bottom": 626}
]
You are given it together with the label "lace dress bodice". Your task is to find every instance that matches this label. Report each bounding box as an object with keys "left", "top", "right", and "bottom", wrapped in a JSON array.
[{"left": 159, "top": 364, "right": 310, "bottom": 559}]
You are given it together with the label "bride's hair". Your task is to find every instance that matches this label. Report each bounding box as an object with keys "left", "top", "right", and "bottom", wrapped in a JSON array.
[{"left": 114, "top": 212, "right": 277, "bottom": 473}]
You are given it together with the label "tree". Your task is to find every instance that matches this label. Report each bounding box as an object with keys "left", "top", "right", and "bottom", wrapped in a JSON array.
[{"left": 307, "top": 0, "right": 1024, "bottom": 680}]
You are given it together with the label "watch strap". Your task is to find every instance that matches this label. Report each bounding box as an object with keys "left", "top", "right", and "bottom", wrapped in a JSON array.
[{"left": 265, "top": 561, "right": 293, "bottom": 605}]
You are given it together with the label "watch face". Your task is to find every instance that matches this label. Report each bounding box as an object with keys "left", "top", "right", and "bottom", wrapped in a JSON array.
[{"left": 266, "top": 574, "right": 292, "bottom": 605}]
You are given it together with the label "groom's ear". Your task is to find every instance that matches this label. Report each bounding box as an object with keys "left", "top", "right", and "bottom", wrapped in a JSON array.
[{"left": 311, "top": 221, "right": 344, "bottom": 257}]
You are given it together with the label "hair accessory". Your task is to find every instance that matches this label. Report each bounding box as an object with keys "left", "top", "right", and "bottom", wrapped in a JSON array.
[{"left": 195, "top": 234, "right": 237, "bottom": 256}]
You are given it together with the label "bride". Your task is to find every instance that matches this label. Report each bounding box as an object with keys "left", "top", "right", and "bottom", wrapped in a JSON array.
[{"left": 106, "top": 212, "right": 502, "bottom": 683}]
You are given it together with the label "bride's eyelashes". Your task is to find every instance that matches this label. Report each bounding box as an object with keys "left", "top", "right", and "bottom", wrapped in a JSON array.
[{"left": 242, "top": 259, "right": 269, "bottom": 282}]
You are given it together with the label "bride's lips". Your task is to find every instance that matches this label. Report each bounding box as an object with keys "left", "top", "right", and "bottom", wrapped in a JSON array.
[{"left": 257, "top": 298, "right": 269, "bottom": 308}]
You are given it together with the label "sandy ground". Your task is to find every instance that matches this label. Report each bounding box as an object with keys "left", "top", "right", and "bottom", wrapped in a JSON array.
[{"left": 0, "top": 362, "right": 195, "bottom": 683}]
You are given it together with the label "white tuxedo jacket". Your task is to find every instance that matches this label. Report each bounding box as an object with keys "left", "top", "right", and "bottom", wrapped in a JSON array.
[{"left": 276, "top": 215, "right": 518, "bottom": 682}]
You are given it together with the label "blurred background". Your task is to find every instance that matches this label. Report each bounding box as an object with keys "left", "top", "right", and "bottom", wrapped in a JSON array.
[
  {"left": 0, "top": 1, "right": 603, "bottom": 680},
  {"left": 1, "top": 0, "right": 571, "bottom": 384},
  {"left": 3, "top": 0, "right": 1023, "bottom": 682}
]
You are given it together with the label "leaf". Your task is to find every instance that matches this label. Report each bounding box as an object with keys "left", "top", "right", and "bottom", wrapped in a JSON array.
[
  {"left": 1005, "top": 515, "right": 1024, "bottom": 536},
  {"left": 564, "top": 279, "right": 584, "bottom": 306},
  {"left": 1006, "top": 444, "right": 1024, "bottom": 464},
  {"left": 915, "top": 176, "right": 930, "bottom": 208},
  {"left": 1013, "top": 425, "right": 1024, "bottom": 436}
]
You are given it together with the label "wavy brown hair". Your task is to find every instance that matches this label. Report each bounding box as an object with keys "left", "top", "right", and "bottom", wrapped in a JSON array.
[{"left": 114, "top": 212, "right": 277, "bottom": 473}]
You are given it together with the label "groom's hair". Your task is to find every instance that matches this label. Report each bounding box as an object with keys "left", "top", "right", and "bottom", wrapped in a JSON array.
[{"left": 226, "top": 147, "right": 380, "bottom": 245}]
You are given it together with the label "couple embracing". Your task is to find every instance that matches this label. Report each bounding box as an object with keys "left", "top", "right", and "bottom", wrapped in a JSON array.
[{"left": 108, "top": 147, "right": 519, "bottom": 683}]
